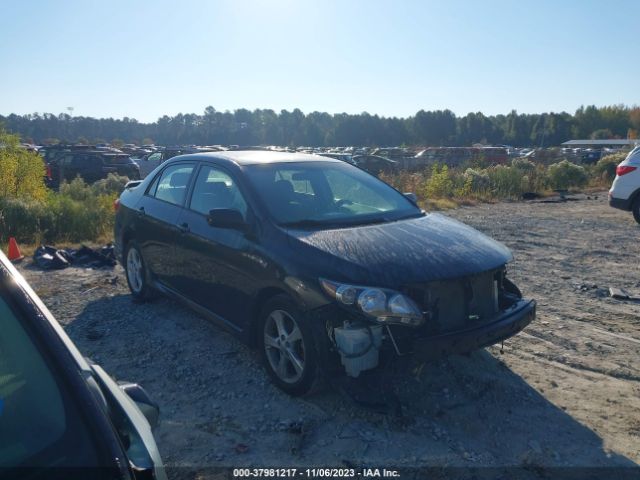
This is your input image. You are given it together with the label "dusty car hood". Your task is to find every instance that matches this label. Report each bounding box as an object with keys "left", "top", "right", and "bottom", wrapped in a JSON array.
[{"left": 286, "top": 213, "right": 513, "bottom": 286}]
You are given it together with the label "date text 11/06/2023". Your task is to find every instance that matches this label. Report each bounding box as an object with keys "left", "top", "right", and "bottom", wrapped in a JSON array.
[{"left": 232, "top": 468, "right": 401, "bottom": 478}]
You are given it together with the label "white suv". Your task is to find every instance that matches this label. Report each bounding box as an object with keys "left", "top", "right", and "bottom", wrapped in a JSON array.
[{"left": 609, "top": 146, "right": 640, "bottom": 223}]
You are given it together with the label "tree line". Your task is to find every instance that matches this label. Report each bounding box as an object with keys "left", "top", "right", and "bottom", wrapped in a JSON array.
[{"left": 2, "top": 105, "right": 638, "bottom": 147}]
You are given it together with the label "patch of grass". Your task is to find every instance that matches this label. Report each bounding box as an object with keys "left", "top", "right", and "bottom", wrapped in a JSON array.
[
  {"left": 0, "top": 174, "right": 128, "bottom": 245},
  {"left": 547, "top": 160, "right": 588, "bottom": 190},
  {"left": 421, "top": 198, "right": 460, "bottom": 210},
  {"left": 381, "top": 158, "right": 610, "bottom": 209}
]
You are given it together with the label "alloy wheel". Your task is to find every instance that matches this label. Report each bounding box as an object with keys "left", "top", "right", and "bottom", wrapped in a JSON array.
[
  {"left": 263, "top": 309, "right": 306, "bottom": 384},
  {"left": 126, "top": 247, "right": 144, "bottom": 294}
]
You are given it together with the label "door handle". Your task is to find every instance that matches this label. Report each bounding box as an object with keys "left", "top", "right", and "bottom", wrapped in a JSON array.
[{"left": 178, "top": 222, "right": 190, "bottom": 233}]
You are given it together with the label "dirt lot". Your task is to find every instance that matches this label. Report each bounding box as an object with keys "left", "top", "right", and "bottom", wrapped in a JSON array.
[{"left": 18, "top": 193, "right": 640, "bottom": 477}]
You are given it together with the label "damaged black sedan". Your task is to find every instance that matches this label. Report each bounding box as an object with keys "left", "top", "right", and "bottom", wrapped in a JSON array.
[{"left": 114, "top": 151, "right": 535, "bottom": 395}]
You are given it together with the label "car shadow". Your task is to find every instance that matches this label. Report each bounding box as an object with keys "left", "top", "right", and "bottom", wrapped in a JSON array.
[{"left": 67, "top": 292, "right": 639, "bottom": 478}]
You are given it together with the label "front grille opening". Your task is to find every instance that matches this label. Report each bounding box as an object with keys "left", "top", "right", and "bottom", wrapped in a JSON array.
[{"left": 404, "top": 269, "right": 506, "bottom": 335}]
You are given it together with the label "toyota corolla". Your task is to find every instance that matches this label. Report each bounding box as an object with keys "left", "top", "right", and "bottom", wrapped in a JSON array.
[{"left": 114, "top": 151, "right": 535, "bottom": 395}]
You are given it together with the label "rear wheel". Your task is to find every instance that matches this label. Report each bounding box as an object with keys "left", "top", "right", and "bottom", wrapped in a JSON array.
[
  {"left": 258, "top": 295, "right": 319, "bottom": 396},
  {"left": 632, "top": 198, "right": 640, "bottom": 224},
  {"left": 124, "top": 242, "right": 154, "bottom": 301}
]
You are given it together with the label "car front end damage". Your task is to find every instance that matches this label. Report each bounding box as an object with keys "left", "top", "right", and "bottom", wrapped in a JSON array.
[{"left": 312, "top": 267, "right": 535, "bottom": 378}]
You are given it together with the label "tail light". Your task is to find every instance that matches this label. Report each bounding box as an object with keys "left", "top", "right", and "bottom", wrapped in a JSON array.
[
  {"left": 113, "top": 198, "right": 120, "bottom": 212},
  {"left": 616, "top": 165, "right": 637, "bottom": 176},
  {"left": 46, "top": 164, "right": 52, "bottom": 180}
]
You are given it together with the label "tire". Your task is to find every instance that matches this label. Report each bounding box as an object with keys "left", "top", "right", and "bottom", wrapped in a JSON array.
[
  {"left": 258, "top": 295, "right": 319, "bottom": 396},
  {"left": 633, "top": 198, "right": 640, "bottom": 224},
  {"left": 124, "top": 241, "right": 154, "bottom": 301}
]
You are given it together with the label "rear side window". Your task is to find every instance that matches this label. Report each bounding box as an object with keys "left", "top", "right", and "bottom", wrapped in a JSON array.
[{"left": 152, "top": 163, "right": 194, "bottom": 206}]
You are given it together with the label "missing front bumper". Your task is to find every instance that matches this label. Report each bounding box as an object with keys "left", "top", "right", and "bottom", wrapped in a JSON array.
[{"left": 398, "top": 298, "right": 536, "bottom": 361}]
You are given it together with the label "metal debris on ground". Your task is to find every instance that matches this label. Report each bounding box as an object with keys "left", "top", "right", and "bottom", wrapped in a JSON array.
[{"left": 609, "top": 287, "right": 640, "bottom": 301}]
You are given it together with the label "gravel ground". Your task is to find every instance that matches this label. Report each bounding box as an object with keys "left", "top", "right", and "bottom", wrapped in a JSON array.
[{"left": 18, "top": 192, "right": 640, "bottom": 477}]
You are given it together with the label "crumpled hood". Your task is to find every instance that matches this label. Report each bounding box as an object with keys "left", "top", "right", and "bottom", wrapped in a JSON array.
[{"left": 286, "top": 213, "right": 512, "bottom": 286}]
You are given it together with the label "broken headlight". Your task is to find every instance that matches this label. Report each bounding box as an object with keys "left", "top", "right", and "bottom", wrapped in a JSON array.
[{"left": 320, "top": 278, "right": 424, "bottom": 326}]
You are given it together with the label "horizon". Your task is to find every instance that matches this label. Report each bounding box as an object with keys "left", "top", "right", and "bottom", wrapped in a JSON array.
[
  {"left": 2, "top": 103, "right": 638, "bottom": 124},
  {"left": 1, "top": 0, "right": 638, "bottom": 122}
]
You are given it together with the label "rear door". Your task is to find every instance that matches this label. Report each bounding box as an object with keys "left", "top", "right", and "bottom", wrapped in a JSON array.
[{"left": 133, "top": 162, "right": 196, "bottom": 288}]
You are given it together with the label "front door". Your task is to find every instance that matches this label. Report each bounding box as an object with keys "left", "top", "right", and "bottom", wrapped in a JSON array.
[{"left": 174, "top": 163, "right": 260, "bottom": 329}]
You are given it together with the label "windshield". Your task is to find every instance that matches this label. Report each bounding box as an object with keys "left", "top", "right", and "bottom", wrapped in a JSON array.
[{"left": 244, "top": 161, "right": 422, "bottom": 227}]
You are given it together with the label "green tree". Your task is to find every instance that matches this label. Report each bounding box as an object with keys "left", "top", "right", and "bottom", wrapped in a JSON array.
[
  {"left": 590, "top": 128, "right": 613, "bottom": 140},
  {"left": 425, "top": 164, "right": 454, "bottom": 198},
  {"left": 0, "top": 128, "right": 47, "bottom": 201}
]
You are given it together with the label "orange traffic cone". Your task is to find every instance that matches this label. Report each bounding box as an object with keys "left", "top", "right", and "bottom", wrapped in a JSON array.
[{"left": 7, "top": 237, "right": 24, "bottom": 262}]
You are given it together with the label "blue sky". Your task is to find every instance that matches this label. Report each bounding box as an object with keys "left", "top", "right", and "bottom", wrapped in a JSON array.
[{"left": 0, "top": 0, "right": 637, "bottom": 122}]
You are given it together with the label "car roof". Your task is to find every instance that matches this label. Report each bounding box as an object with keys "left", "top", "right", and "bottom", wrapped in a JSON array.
[{"left": 172, "top": 150, "right": 342, "bottom": 166}]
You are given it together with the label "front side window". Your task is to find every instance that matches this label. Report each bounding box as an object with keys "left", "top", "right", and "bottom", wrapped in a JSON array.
[
  {"left": 189, "top": 165, "right": 248, "bottom": 217},
  {"left": 152, "top": 163, "right": 194, "bottom": 206}
]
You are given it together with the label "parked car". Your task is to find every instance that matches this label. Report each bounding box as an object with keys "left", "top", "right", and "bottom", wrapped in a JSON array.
[
  {"left": 352, "top": 154, "right": 397, "bottom": 175},
  {"left": 40, "top": 144, "right": 96, "bottom": 164},
  {"left": 315, "top": 152, "right": 356, "bottom": 164},
  {"left": 114, "top": 151, "right": 535, "bottom": 396},
  {"left": 136, "top": 147, "right": 219, "bottom": 178},
  {"left": 581, "top": 149, "right": 602, "bottom": 164},
  {"left": 609, "top": 146, "right": 640, "bottom": 223},
  {"left": 0, "top": 250, "right": 165, "bottom": 479},
  {"left": 47, "top": 150, "right": 140, "bottom": 188}
]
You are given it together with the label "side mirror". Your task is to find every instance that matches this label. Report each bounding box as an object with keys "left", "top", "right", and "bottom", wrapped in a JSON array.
[
  {"left": 207, "top": 208, "right": 246, "bottom": 231},
  {"left": 119, "top": 382, "right": 160, "bottom": 429},
  {"left": 404, "top": 192, "right": 418, "bottom": 204}
]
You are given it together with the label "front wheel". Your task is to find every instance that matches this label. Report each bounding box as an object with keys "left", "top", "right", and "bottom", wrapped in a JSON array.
[
  {"left": 124, "top": 242, "right": 154, "bottom": 301},
  {"left": 258, "top": 295, "right": 319, "bottom": 396}
]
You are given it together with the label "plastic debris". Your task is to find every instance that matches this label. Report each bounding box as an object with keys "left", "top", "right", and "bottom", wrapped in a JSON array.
[
  {"left": 33, "top": 244, "right": 116, "bottom": 270},
  {"left": 7, "top": 237, "right": 24, "bottom": 262}
]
